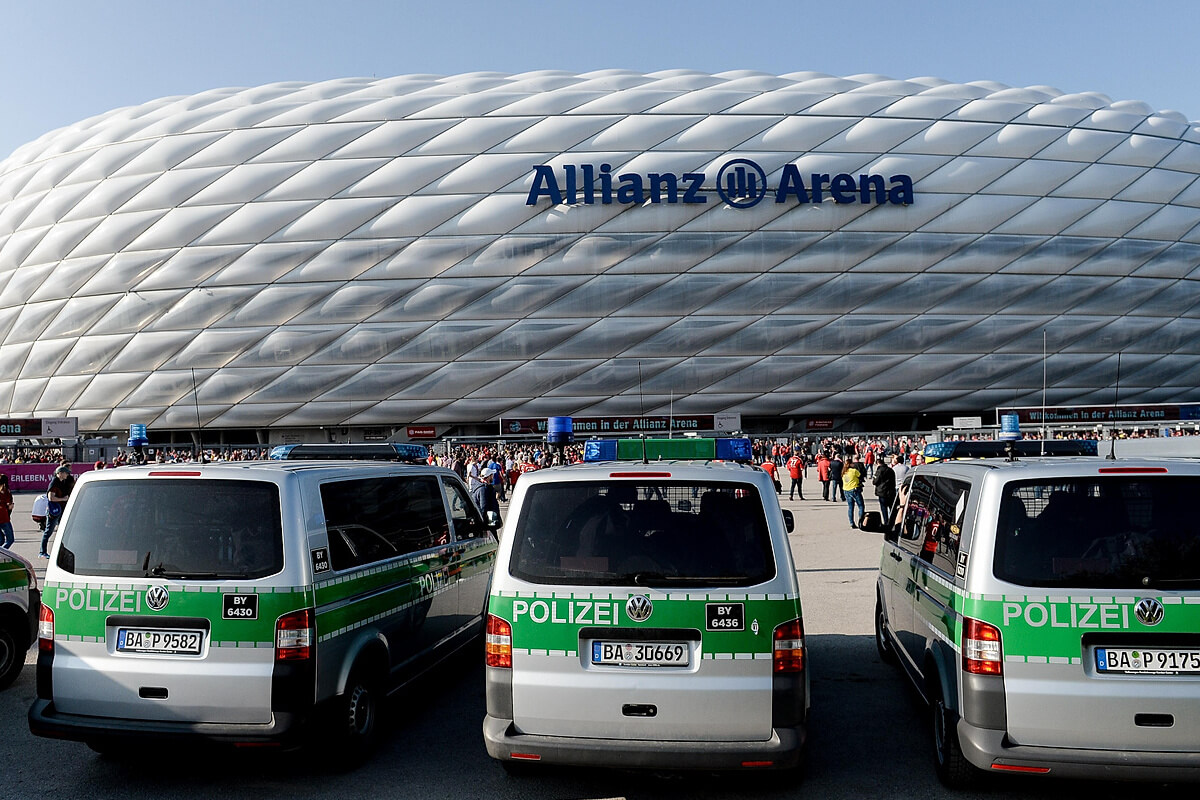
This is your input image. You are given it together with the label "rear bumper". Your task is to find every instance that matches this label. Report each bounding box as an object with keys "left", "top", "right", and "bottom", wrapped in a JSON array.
[
  {"left": 483, "top": 714, "right": 805, "bottom": 771},
  {"left": 26, "top": 588, "right": 39, "bottom": 644},
  {"left": 959, "top": 719, "right": 1200, "bottom": 782},
  {"left": 29, "top": 699, "right": 308, "bottom": 748}
]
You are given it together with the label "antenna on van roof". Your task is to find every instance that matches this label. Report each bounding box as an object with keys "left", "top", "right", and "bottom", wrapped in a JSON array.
[
  {"left": 1107, "top": 352, "right": 1121, "bottom": 461},
  {"left": 1041, "top": 330, "right": 1047, "bottom": 457}
]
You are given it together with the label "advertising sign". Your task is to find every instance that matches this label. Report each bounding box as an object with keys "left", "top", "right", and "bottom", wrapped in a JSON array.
[
  {"left": 502, "top": 415, "right": 718, "bottom": 436},
  {"left": 1000, "top": 403, "right": 1200, "bottom": 425},
  {"left": 0, "top": 463, "right": 95, "bottom": 492},
  {"left": 0, "top": 418, "right": 78, "bottom": 437},
  {"left": 406, "top": 426, "right": 437, "bottom": 439}
]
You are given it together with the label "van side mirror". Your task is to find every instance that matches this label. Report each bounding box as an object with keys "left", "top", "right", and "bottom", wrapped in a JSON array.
[{"left": 782, "top": 509, "right": 794, "bottom": 533}]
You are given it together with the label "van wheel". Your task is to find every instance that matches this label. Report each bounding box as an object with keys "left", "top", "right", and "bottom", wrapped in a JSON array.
[
  {"left": 931, "top": 690, "right": 976, "bottom": 788},
  {"left": 0, "top": 621, "right": 24, "bottom": 690},
  {"left": 874, "top": 596, "right": 898, "bottom": 666},
  {"left": 330, "top": 664, "right": 384, "bottom": 763}
]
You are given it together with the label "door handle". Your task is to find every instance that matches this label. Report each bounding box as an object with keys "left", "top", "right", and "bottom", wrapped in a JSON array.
[{"left": 889, "top": 552, "right": 903, "bottom": 562}]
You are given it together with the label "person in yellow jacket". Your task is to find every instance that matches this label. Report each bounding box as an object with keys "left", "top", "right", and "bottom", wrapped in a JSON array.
[{"left": 842, "top": 460, "right": 865, "bottom": 529}]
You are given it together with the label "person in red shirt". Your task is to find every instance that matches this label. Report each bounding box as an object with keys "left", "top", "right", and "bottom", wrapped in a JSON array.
[
  {"left": 760, "top": 459, "right": 780, "bottom": 494},
  {"left": 816, "top": 453, "right": 831, "bottom": 501},
  {"left": 785, "top": 453, "right": 805, "bottom": 500}
]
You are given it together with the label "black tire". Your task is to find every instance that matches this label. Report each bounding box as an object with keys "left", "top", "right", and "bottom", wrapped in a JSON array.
[
  {"left": 930, "top": 685, "right": 977, "bottom": 789},
  {"left": 329, "top": 663, "right": 384, "bottom": 764},
  {"left": 874, "top": 596, "right": 898, "bottom": 666},
  {"left": 0, "top": 619, "right": 25, "bottom": 690}
]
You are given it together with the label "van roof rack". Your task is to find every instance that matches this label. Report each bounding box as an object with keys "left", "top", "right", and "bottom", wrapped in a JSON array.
[
  {"left": 583, "top": 437, "right": 753, "bottom": 463},
  {"left": 269, "top": 443, "right": 429, "bottom": 464},
  {"left": 923, "top": 440, "right": 1098, "bottom": 462}
]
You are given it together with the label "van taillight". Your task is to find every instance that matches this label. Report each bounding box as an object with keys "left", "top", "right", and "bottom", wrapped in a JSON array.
[
  {"left": 275, "top": 609, "right": 313, "bottom": 661},
  {"left": 772, "top": 618, "right": 804, "bottom": 673},
  {"left": 963, "top": 617, "right": 1003, "bottom": 675},
  {"left": 486, "top": 614, "right": 512, "bottom": 669},
  {"left": 38, "top": 604, "right": 54, "bottom": 654}
]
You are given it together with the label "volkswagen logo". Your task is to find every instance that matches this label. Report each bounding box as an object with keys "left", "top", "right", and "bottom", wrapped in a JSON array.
[
  {"left": 145, "top": 586, "right": 170, "bottom": 612},
  {"left": 1135, "top": 597, "right": 1164, "bottom": 627},
  {"left": 625, "top": 594, "right": 653, "bottom": 623}
]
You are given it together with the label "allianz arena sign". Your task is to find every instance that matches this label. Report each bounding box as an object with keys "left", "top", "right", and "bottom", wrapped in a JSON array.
[{"left": 527, "top": 158, "right": 914, "bottom": 208}]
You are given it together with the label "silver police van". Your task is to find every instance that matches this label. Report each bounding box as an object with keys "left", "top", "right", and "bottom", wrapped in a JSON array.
[
  {"left": 29, "top": 460, "right": 497, "bottom": 756},
  {"left": 876, "top": 441, "right": 1200, "bottom": 786},
  {"left": 484, "top": 437, "right": 808, "bottom": 772},
  {"left": 0, "top": 547, "right": 38, "bottom": 690}
]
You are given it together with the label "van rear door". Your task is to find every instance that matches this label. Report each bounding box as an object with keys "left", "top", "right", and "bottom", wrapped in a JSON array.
[
  {"left": 991, "top": 474, "right": 1200, "bottom": 751},
  {"left": 499, "top": 479, "right": 791, "bottom": 742},
  {"left": 47, "top": 477, "right": 299, "bottom": 725}
]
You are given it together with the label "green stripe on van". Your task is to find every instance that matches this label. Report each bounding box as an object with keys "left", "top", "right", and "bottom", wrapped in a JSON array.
[
  {"left": 43, "top": 581, "right": 311, "bottom": 644},
  {"left": 0, "top": 558, "right": 26, "bottom": 592},
  {"left": 489, "top": 591, "right": 801, "bottom": 654}
]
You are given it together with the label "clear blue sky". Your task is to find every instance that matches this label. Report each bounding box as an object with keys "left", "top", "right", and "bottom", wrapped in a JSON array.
[{"left": 2, "top": 0, "right": 1198, "bottom": 161}]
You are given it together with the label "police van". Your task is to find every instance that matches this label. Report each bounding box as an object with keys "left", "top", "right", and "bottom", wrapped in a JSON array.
[
  {"left": 876, "top": 441, "right": 1200, "bottom": 786},
  {"left": 483, "top": 437, "right": 808, "bottom": 772},
  {"left": 29, "top": 460, "right": 497, "bottom": 755},
  {"left": 0, "top": 547, "right": 39, "bottom": 689}
]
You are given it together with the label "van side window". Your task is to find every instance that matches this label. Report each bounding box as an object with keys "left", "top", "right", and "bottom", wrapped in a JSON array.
[
  {"left": 899, "top": 474, "right": 935, "bottom": 553},
  {"left": 321, "top": 476, "right": 451, "bottom": 570},
  {"left": 927, "top": 478, "right": 970, "bottom": 577},
  {"left": 441, "top": 478, "right": 487, "bottom": 540}
]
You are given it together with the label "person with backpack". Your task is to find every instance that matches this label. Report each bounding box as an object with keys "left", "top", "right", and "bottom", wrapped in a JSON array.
[
  {"left": 472, "top": 467, "right": 501, "bottom": 527},
  {"left": 41, "top": 464, "right": 75, "bottom": 558},
  {"left": 873, "top": 457, "right": 897, "bottom": 529}
]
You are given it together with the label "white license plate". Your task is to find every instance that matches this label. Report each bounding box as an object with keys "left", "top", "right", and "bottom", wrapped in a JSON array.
[
  {"left": 591, "top": 641, "right": 689, "bottom": 667},
  {"left": 1095, "top": 647, "right": 1200, "bottom": 674},
  {"left": 117, "top": 628, "right": 204, "bottom": 656}
]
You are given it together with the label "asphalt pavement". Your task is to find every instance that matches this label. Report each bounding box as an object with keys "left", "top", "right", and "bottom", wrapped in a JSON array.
[{"left": 0, "top": 479, "right": 1161, "bottom": 799}]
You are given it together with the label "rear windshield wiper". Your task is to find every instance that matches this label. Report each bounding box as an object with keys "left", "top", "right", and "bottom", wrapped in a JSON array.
[
  {"left": 146, "top": 563, "right": 229, "bottom": 579},
  {"left": 1142, "top": 576, "right": 1200, "bottom": 587},
  {"left": 626, "top": 572, "right": 747, "bottom": 586}
]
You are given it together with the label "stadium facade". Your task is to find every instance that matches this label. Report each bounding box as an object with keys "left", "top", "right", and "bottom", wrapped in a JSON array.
[{"left": 0, "top": 70, "right": 1198, "bottom": 443}]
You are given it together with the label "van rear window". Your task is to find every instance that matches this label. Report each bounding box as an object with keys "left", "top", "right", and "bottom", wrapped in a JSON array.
[
  {"left": 57, "top": 480, "right": 283, "bottom": 579},
  {"left": 994, "top": 477, "right": 1200, "bottom": 589},
  {"left": 509, "top": 481, "right": 775, "bottom": 587}
]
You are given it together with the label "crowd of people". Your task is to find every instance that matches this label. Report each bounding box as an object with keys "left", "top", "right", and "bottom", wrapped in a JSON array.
[
  {"left": 0, "top": 447, "right": 64, "bottom": 464},
  {"left": 750, "top": 436, "right": 915, "bottom": 530}
]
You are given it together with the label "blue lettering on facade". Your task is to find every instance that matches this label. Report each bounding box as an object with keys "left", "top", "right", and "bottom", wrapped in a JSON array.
[{"left": 527, "top": 158, "right": 913, "bottom": 207}]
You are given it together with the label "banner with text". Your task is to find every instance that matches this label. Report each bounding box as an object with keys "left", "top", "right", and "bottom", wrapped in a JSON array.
[{"left": 501, "top": 414, "right": 741, "bottom": 436}]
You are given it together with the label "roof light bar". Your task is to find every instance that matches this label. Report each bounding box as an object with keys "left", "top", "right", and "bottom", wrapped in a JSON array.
[
  {"left": 583, "top": 437, "right": 753, "bottom": 463},
  {"left": 924, "top": 440, "right": 1098, "bottom": 461}
]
